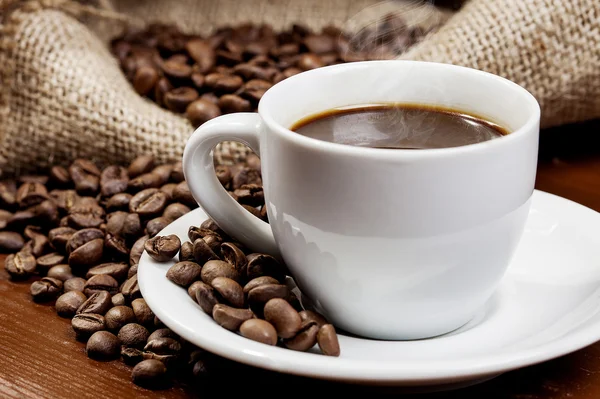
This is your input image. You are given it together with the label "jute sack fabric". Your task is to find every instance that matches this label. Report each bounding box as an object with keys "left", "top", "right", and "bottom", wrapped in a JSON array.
[{"left": 0, "top": 0, "right": 599, "bottom": 175}]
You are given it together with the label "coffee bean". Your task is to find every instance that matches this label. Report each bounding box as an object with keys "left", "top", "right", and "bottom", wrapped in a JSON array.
[
  {"left": 317, "top": 324, "right": 340, "bottom": 356},
  {"left": 69, "top": 160, "right": 100, "bottom": 196},
  {"left": 144, "top": 234, "right": 181, "bottom": 262},
  {"left": 105, "top": 211, "right": 127, "bottom": 236},
  {"left": 105, "top": 305, "right": 136, "bottom": 331},
  {"left": 203, "top": 234, "right": 223, "bottom": 254},
  {"left": 185, "top": 99, "right": 221, "bottom": 127},
  {"left": 100, "top": 166, "right": 129, "bottom": 197},
  {"left": 210, "top": 277, "right": 244, "bottom": 308},
  {"left": 128, "top": 173, "right": 163, "bottom": 192},
  {"left": 76, "top": 291, "right": 111, "bottom": 315},
  {"left": 172, "top": 181, "right": 196, "bottom": 207},
  {"left": 122, "top": 347, "right": 144, "bottom": 366},
  {"left": 86, "top": 330, "right": 120, "bottom": 360},
  {"left": 30, "top": 277, "right": 63, "bottom": 302},
  {"left": 36, "top": 252, "right": 65, "bottom": 272},
  {"left": 133, "top": 65, "right": 159, "bottom": 96},
  {"left": 241, "top": 79, "right": 272, "bottom": 102},
  {"left": 233, "top": 184, "right": 264, "bottom": 207},
  {"left": 169, "top": 162, "right": 184, "bottom": 183},
  {"left": 151, "top": 165, "right": 173, "bottom": 186},
  {"left": 129, "top": 235, "right": 148, "bottom": 266},
  {"left": 67, "top": 197, "right": 105, "bottom": 229},
  {"left": 193, "top": 281, "right": 219, "bottom": 315},
  {"left": 48, "top": 227, "right": 76, "bottom": 253},
  {"left": 220, "top": 242, "right": 247, "bottom": 273},
  {"left": 148, "top": 328, "right": 178, "bottom": 342},
  {"left": 304, "top": 34, "right": 335, "bottom": 54},
  {"left": 46, "top": 264, "right": 74, "bottom": 281},
  {"left": 0, "top": 210, "right": 12, "bottom": 229},
  {"left": 206, "top": 73, "right": 244, "bottom": 94},
  {"left": 163, "top": 203, "right": 190, "bottom": 222},
  {"left": 161, "top": 59, "right": 192, "bottom": 80},
  {"left": 193, "top": 238, "right": 220, "bottom": 264},
  {"left": 30, "top": 199, "right": 59, "bottom": 224},
  {"left": 246, "top": 253, "right": 285, "bottom": 282},
  {"left": 191, "top": 72, "right": 205, "bottom": 89},
  {"left": 215, "top": 165, "right": 232, "bottom": 187},
  {"left": 243, "top": 276, "right": 280, "bottom": 294},
  {"left": 86, "top": 262, "right": 129, "bottom": 282},
  {"left": 186, "top": 39, "right": 215, "bottom": 73},
  {"left": 0, "top": 180, "right": 17, "bottom": 208},
  {"left": 216, "top": 49, "right": 243, "bottom": 66},
  {"left": 106, "top": 193, "right": 132, "bottom": 211},
  {"left": 248, "top": 284, "right": 290, "bottom": 306},
  {"left": 144, "top": 337, "right": 181, "bottom": 356},
  {"left": 298, "top": 310, "right": 329, "bottom": 328},
  {"left": 67, "top": 228, "right": 104, "bottom": 254},
  {"left": 6, "top": 210, "right": 36, "bottom": 230},
  {"left": 84, "top": 274, "right": 119, "bottom": 296},
  {"left": 28, "top": 232, "right": 50, "bottom": 258},
  {"left": 232, "top": 167, "right": 262, "bottom": 190},
  {"left": 263, "top": 298, "right": 301, "bottom": 339},
  {"left": 5, "top": 252, "right": 37, "bottom": 279},
  {"left": 164, "top": 87, "right": 199, "bottom": 113},
  {"left": 0, "top": 231, "right": 24, "bottom": 252},
  {"left": 178, "top": 241, "right": 194, "bottom": 262},
  {"left": 132, "top": 359, "right": 168, "bottom": 389},
  {"left": 201, "top": 260, "right": 240, "bottom": 285},
  {"left": 132, "top": 298, "right": 155, "bottom": 326},
  {"left": 129, "top": 188, "right": 168, "bottom": 217},
  {"left": 121, "top": 275, "right": 141, "bottom": 301},
  {"left": 64, "top": 277, "right": 86, "bottom": 293},
  {"left": 118, "top": 323, "right": 150, "bottom": 348},
  {"left": 212, "top": 304, "right": 253, "bottom": 331},
  {"left": 105, "top": 233, "right": 129, "bottom": 259},
  {"left": 188, "top": 226, "right": 217, "bottom": 242},
  {"left": 154, "top": 77, "right": 173, "bottom": 107},
  {"left": 111, "top": 293, "right": 126, "bottom": 307},
  {"left": 56, "top": 290, "right": 87, "bottom": 318},
  {"left": 122, "top": 213, "right": 142, "bottom": 240},
  {"left": 239, "top": 319, "right": 277, "bottom": 346},
  {"left": 68, "top": 238, "right": 104, "bottom": 269},
  {"left": 50, "top": 189, "right": 79, "bottom": 214},
  {"left": 297, "top": 53, "right": 324, "bottom": 70},
  {"left": 160, "top": 183, "right": 178, "bottom": 201},
  {"left": 145, "top": 216, "right": 170, "bottom": 237},
  {"left": 49, "top": 166, "right": 71, "bottom": 186},
  {"left": 218, "top": 94, "right": 252, "bottom": 113},
  {"left": 270, "top": 42, "right": 300, "bottom": 58},
  {"left": 127, "top": 263, "right": 138, "bottom": 278},
  {"left": 284, "top": 321, "right": 319, "bottom": 351},
  {"left": 166, "top": 261, "right": 202, "bottom": 287},
  {"left": 16, "top": 182, "right": 49, "bottom": 208},
  {"left": 128, "top": 155, "right": 155, "bottom": 178}
]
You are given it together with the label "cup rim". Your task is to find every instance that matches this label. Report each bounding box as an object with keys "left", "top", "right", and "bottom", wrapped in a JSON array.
[{"left": 258, "top": 60, "right": 541, "bottom": 159}]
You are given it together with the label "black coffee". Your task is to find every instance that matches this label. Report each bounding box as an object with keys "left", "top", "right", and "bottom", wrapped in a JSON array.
[{"left": 291, "top": 104, "right": 508, "bottom": 149}]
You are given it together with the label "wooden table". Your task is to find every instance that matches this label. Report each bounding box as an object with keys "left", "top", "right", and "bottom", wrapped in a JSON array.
[{"left": 2, "top": 121, "right": 600, "bottom": 398}]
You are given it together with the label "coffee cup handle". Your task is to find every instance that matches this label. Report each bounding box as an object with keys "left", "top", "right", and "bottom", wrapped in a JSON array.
[{"left": 182, "top": 113, "right": 281, "bottom": 260}]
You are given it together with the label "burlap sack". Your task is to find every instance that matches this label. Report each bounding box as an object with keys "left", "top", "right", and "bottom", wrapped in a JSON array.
[{"left": 0, "top": 0, "right": 599, "bottom": 175}]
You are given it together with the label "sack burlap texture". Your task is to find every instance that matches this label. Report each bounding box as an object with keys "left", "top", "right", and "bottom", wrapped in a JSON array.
[{"left": 0, "top": 0, "right": 599, "bottom": 175}]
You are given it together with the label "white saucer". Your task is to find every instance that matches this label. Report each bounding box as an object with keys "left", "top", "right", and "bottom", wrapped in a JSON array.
[{"left": 138, "top": 190, "right": 600, "bottom": 390}]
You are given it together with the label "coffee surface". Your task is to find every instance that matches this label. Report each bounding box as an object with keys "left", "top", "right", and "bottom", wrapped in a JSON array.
[{"left": 291, "top": 104, "right": 508, "bottom": 149}]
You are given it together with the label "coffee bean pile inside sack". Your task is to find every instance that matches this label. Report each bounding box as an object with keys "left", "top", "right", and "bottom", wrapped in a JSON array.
[
  {"left": 110, "top": 15, "right": 439, "bottom": 128},
  {"left": 0, "top": 152, "right": 338, "bottom": 390}
]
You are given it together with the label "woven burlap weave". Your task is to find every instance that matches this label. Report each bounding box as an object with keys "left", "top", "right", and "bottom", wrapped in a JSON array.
[{"left": 0, "top": 0, "right": 599, "bottom": 175}]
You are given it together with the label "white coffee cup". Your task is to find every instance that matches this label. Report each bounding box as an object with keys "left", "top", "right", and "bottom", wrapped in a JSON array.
[{"left": 182, "top": 60, "right": 540, "bottom": 340}]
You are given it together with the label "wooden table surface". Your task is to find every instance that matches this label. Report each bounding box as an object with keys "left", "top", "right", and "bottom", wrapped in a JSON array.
[{"left": 2, "top": 121, "right": 600, "bottom": 398}]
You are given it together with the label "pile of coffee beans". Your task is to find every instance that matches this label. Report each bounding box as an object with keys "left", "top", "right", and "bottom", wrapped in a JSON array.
[{"left": 110, "top": 16, "right": 440, "bottom": 128}]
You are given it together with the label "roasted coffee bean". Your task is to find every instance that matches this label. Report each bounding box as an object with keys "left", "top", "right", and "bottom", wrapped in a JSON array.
[
  {"left": 30, "top": 199, "right": 59, "bottom": 224},
  {"left": 84, "top": 274, "right": 119, "bottom": 296},
  {"left": 151, "top": 165, "right": 173, "bottom": 185},
  {"left": 129, "top": 235, "right": 149, "bottom": 266},
  {"left": 201, "top": 260, "right": 240, "bottom": 285},
  {"left": 6, "top": 210, "right": 36, "bottom": 230},
  {"left": 105, "top": 233, "right": 129, "bottom": 258},
  {"left": 105, "top": 305, "right": 136, "bottom": 331},
  {"left": 67, "top": 197, "right": 105, "bottom": 229},
  {"left": 132, "top": 359, "right": 168, "bottom": 389},
  {"left": 170, "top": 162, "right": 184, "bottom": 183},
  {"left": 233, "top": 184, "right": 264, "bottom": 207},
  {"left": 100, "top": 166, "right": 129, "bottom": 197},
  {"left": 144, "top": 336, "right": 182, "bottom": 356},
  {"left": 105, "top": 211, "right": 127, "bottom": 236},
  {"left": 48, "top": 227, "right": 76, "bottom": 252},
  {"left": 111, "top": 293, "right": 126, "bottom": 307},
  {"left": 203, "top": 234, "right": 222, "bottom": 254},
  {"left": 132, "top": 298, "right": 154, "bottom": 326},
  {"left": 248, "top": 284, "right": 290, "bottom": 306},
  {"left": 67, "top": 228, "right": 104, "bottom": 253},
  {"left": 30, "top": 277, "right": 63, "bottom": 302},
  {"left": 193, "top": 238, "right": 220, "bottom": 264},
  {"left": 128, "top": 155, "right": 155, "bottom": 178},
  {"left": 18, "top": 174, "right": 49, "bottom": 184},
  {"left": 122, "top": 213, "right": 142, "bottom": 239},
  {"left": 211, "top": 277, "right": 244, "bottom": 308},
  {"left": 166, "top": 261, "right": 202, "bottom": 287},
  {"left": 241, "top": 79, "right": 272, "bottom": 102},
  {"left": 154, "top": 77, "right": 173, "bottom": 107},
  {"left": 160, "top": 183, "right": 178, "bottom": 200},
  {"left": 72, "top": 313, "right": 106, "bottom": 338},
  {"left": 178, "top": 241, "right": 194, "bottom": 262},
  {"left": 5, "top": 252, "right": 37, "bottom": 279},
  {"left": 121, "top": 275, "right": 141, "bottom": 301},
  {"left": 193, "top": 281, "right": 219, "bottom": 315},
  {"left": 129, "top": 188, "right": 168, "bottom": 217},
  {"left": 188, "top": 226, "right": 216, "bottom": 242},
  {"left": 263, "top": 298, "right": 301, "bottom": 339},
  {"left": 185, "top": 99, "right": 221, "bottom": 127},
  {"left": 86, "top": 262, "right": 129, "bottom": 282},
  {"left": 50, "top": 166, "right": 71, "bottom": 186},
  {"left": 148, "top": 328, "right": 179, "bottom": 342},
  {"left": 163, "top": 203, "right": 190, "bottom": 222},
  {"left": 128, "top": 173, "right": 163, "bottom": 192},
  {"left": 259, "top": 205, "right": 268, "bottom": 222},
  {"left": 284, "top": 321, "right": 319, "bottom": 351},
  {"left": 239, "top": 319, "right": 277, "bottom": 346},
  {"left": 106, "top": 193, "right": 132, "bottom": 211},
  {"left": 0, "top": 180, "right": 17, "bottom": 208},
  {"left": 0, "top": 209, "right": 12, "bottom": 229},
  {"left": 243, "top": 276, "right": 280, "bottom": 294},
  {"left": 246, "top": 253, "right": 285, "bottom": 282},
  {"left": 186, "top": 39, "right": 215, "bottom": 73},
  {"left": 220, "top": 242, "right": 247, "bottom": 273},
  {"left": 164, "top": 87, "right": 199, "bottom": 113},
  {"left": 127, "top": 263, "right": 138, "bottom": 278},
  {"left": 298, "top": 53, "right": 324, "bottom": 70},
  {"left": 36, "top": 252, "right": 65, "bottom": 271},
  {"left": 68, "top": 238, "right": 104, "bottom": 269},
  {"left": 212, "top": 304, "right": 253, "bottom": 331},
  {"left": 50, "top": 189, "right": 79, "bottom": 214},
  {"left": 0, "top": 231, "right": 24, "bottom": 252},
  {"left": 232, "top": 167, "right": 262, "bottom": 190},
  {"left": 161, "top": 59, "right": 192, "bottom": 80},
  {"left": 28, "top": 232, "right": 50, "bottom": 257},
  {"left": 270, "top": 42, "right": 300, "bottom": 58},
  {"left": 216, "top": 49, "right": 243, "bottom": 65},
  {"left": 69, "top": 160, "right": 100, "bottom": 195},
  {"left": 56, "top": 290, "right": 87, "bottom": 318},
  {"left": 215, "top": 165, "right": 232, "bottom": 187},
  {"left": 87, "top": 330, "right": 120, "bottom": 360},
  {"left": 317, "top": 324, "right": 340, "bottom": 356},
  {"left": 133, "top": 65, "right": 159, "bottom": 96},
  {"left": 118, "top": 323, "right": 150, "bottom": 348},
  {"left": 218, "top": 94, "right": 252, "bottom": 113},
  {"left": 172, "top": 181, "right": 196, "bottom": 207},
  {"left": 64, "top": 277, "right": 86, "bottom": 293},
  {"left": 144, "top": 234, "right": 181, "bottom": 262},
  {"left": 304, "top": 34, "right": 336, "bottom": 54},
  {"left": 16, "top": 182, "right": 48, "bottom": 208},
  {"left": 145, "top": 216, "right": 170, "bottom": 237},
  {"left": 47, "top": 264, "right": 74, "bottom": 281},
  {"left": 191, "top": 72, "right": 205, "bottom": 89},
  {"left": 206, "top": 73, "right": 244, "bottom": 93},
  {"left": 77, "top": 290, "right": 112, "bottom": 315},
  {"left": 122, "top": 347, "right": 144, "bottom": 366}
]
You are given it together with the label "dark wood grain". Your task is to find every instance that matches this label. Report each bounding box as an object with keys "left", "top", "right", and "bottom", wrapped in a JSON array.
[{"left": 3, "top": 121, "right": 600, "bottom": 398}]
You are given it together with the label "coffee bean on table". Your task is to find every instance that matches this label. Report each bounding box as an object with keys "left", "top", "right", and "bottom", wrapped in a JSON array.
[
  {"left": 129, "top": 235, "right": 148, "bottom": 266},
  {"left": 111, "top": 293, "right": 126, "bottom": 307},
  {"left": 121, "top": 274, "right": 141, "bottom": 301},
  {"left": 67, "top": 228, "right": 104, "bottom": 254},
  {"left": 166, "top": 261, "right": 202, "bottom": 287},
  {"left": 118, "top": 323, "right": 150, "bottom": 348},
  {"left": 68, "top": 238, "right": 104, "bottom": 269},
  {"left": 48, "top": 227, "right": 76, "bottom": 253},
  {"left": 100, "top": 165, "right": 129, "bottom": 197},
  {"left": 77, "top": 291, "right": 112, "bottom": 315},
  {"left": 86, "top": 262, "right": 129, "bottom": 282},
  {"left": 132, "top": 359, "right": 168, "bottom": 389},
  {"left": 193, "top": 281, "right": 220, "bottom": 315},
  {"left": 212, "top": 304, "right": 253, "bottom": 331},
  {"left": 263, "top": 298, "right": 301, "bottom": 339},
  {"left": 72, "top": 313, "right": 105, "bottom": 338},
  {"left": 129, "top": 188, "right": 168, "bottom": 216},
  {"left": 105, "top": 305, "right": 136, "bottom": 331},
  {"left": 243, "top": 276, "right": 279, "bottom": 294},
  {"left": 36, "top": 252, "right": 65, "bottom": 272},
  {"left": 29, "top": 232, "right": 50, "bottom": 257},
  {"left": 84, "top": 274, "right": 119, "bottom": 296},
  {"left": 47, "top": 264, "right": 74, "bottom": 281},
  {"left": 239, "top": 319, "right": 277, "bottom": 346},
  {"left": 64, "top": 277, "right": 86, "bottom": 293},
  {"left": 55, "top": 291, "right": 87, "bottom": 318},
  {"left": 106, "top": 193, "right": 132, "bottom": 211},
  {"left": 144, "top": 337, "right": 182, "bottom": 356},
  {"left": 86, "top": 330, "right": 120, "bottom": 360},
  {"left": 148, "top": 328, "right": 178, "bottom": 342},
  {"left": 104, "top": 234, "right": 129, "bottom": 259},
  {"left": 210, "top": 277, "right": 244, "bottom": 308},
  {"left": 144, "top": 234, "right": 181, "bottom": 262},
  {"left": 30, "top": 277, "right": 63, "bottom": 302},
  {"left": 131, "top": 298, "right": 154, "bottom": 326},
  {"left": 5, "top": 251, "right": 37, "bottom": 279},
  {"left": 317, "top": 324, "right": 340, "bottom": 356},
  {"left": 0, "top": 231, "right": 24, "bottom": 252}
]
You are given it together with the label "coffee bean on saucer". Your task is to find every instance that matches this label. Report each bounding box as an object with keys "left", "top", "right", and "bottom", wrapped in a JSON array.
[
  {"left": 239, "top": 319, "right": 277, "bottom": 346},
  {"left": 284, "top": 321, "right": 319, "bottom": 351},
  {"left": 179, "top": 241, "right": 194, "bottom": 262},
  {"left": 299, "top": 310, "right": 329, "bottom": 328},
  {"left": 220, "top": 242, "right": 247, "bottom": 274},
  {"left": 86, "top": 331, "right": 120, "bottom": 360},
  {"left": 243, "top": 276, "right": 279, "bottom": 294},
  {"left": 210, "top": 277, "right": 244, "bottom": 308},
  {"left": 317, "top": 324, "right": 340, "bottom": 356},
  {"left": 193, "top": 281, "right": 219, "bottom": 315},
  {"left": 212, "top": 304, "right": 253, "bottom": 331},
  {"left": 55, "top": 291, "right": 87, "bottom": 318},
  {"left": 192, "top": 238, "right": 220, "bottom": 264},
  {"left": 246, "top": 253, "right": 285, "bottom": 282},
  {"left": 263, "top": 298, "right": 301, "bottom": 339},
  {"left": 247, "top": 284, "right": 289, "bottom": 307},
  {"left": 201, "top": 260, "right": 240, "bottom": 285},
  {"left": 166, "top": 261, "right": 202, "bottom": 287},
  {"left": 144, "top": 234, "right": 181, "bottom": 262}
]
